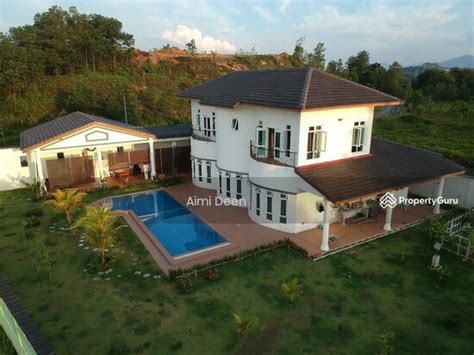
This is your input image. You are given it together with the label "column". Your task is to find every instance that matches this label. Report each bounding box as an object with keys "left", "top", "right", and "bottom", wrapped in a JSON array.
[
  {"left": 433, "top": 177, "right": 445, "bottom": 214},
  {"left": 34, "top": 149, "right": 46, "bottom": 191},
  {"left": 96, "top": 146, "right": 104, "bottom": 179},
  {"left": 383, "top": 205, "right": 393, "bottom": 231},
  {"left": 320, "top": 199, "right": 330, "bottom": 252},
  {"left": 148, "top": 138, "right": 156, "bottom": 179}
]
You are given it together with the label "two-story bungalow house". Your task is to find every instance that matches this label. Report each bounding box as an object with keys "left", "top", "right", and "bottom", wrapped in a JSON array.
[{"left": 180, "top": 68, "right": 464, "bottom": 252}]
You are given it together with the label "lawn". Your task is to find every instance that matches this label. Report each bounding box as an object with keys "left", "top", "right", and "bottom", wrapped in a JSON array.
[
  {"left": 0, "top": 185, "right": 473, "bottom": 354},
  {"left": 373, "top": 102, "right": 474, "bottom": 173}
]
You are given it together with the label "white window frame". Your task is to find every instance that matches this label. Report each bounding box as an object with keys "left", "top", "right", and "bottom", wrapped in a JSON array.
[
  {"left": 236, "top": 175, "right": 242, "bottom": 199},
  {"left": 352, "top": 121, "right": 366, "bottom": 152},
  {"left": 206, "top": 162, "right": 211, "bottom": 184},
  {"left": 255, "top": 188, "right": 261, "bottom": 216},
  {"left": 198, "top": 161, "right": 203, "bottom": 182},
  {"left": 226, "top": 173, "right": 231, "bottom": 198},
  {"left": 266, "top": 191, "right": 273, "bottom": 221},
  {"left": 231, "top": 118, "right": 239, "bottom": 131},
  {"left": 307, "top": 126, "right": 327, "bottom": 160},
  {"left": 280, "top": 194, "right": 287, "bottom": 224}
]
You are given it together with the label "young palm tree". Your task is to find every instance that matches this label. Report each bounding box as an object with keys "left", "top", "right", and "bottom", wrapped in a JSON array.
[
  {"left": 233, "top": 313, "right": 259, "bottom": 338},
  {"left": 75, "top": 206, "right": 125, "bottom": 267},
  {"left": 42, "top": 188, "right": 87, "bottom": 225},
  {"left": 281, "top": 277, "right": 302, "bottom": 304}
]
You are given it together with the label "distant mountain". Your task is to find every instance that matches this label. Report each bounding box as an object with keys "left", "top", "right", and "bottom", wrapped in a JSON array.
[
  {"left": 402, "top": 63, "right": 445, "bottom": 79},
  {"left": 438, "top": 55, "right": 474, "bottom": 69}
]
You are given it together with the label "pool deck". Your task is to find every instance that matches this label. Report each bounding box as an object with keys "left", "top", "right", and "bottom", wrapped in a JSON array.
[{"left": 117, "top": 182, "right": 437, "bottom": 276}]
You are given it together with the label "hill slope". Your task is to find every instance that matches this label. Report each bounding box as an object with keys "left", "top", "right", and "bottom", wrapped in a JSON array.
[{"left": 438, "top": 55, "right": 474, "bottom": 68}]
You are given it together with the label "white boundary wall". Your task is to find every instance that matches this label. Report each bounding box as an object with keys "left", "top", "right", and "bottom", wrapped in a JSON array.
[
  {"left": 409, "top": 175, "right": 474, "bottom": 209},
  {"left": 0, "top": 148, "right": 33, "bottom": 191}
]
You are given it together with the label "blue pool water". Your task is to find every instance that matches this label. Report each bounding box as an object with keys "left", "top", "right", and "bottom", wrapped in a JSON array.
[{"left": 109, "top": 190, "right": 227, "bottom": 257}]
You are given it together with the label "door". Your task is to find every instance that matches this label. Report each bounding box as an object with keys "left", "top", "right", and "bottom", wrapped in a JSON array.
[
  {"left": 256, "top": 127, "right": 267, "bottom": 158},
  {"left": 274, "top": 130, "right": 282, "bottom": 158},
  {"left": 268, "top": 128, "right": 275, "bottom": 158}
]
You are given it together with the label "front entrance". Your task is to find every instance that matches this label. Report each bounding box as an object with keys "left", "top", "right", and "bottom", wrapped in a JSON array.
[{"left": 46, "top": 152, "right": 95, "bottom": 189}]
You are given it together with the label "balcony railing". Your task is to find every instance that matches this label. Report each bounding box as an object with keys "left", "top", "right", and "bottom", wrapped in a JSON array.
[
  {"left": 192, "top": 127, "right": 216, "bottom": 142},
  {"left": 250, "top": 143, "right": 297, "bottom": 168}
]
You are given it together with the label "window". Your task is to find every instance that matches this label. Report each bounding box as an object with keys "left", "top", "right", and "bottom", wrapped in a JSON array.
[
  {"left": 198, "top": 161, "right": 203, "bottom": 182},
  {"left": 206, "top": 162, "right": 211, "bottom": 183},
  {"left": 20, "top": 156, "right": 28, "bottom": 167},
  {"left": 226, "top": 174, "right": 231, "bottom": 198},
  {"left": 212, "top": 112, "right": 216, "bottom": 137},
  {"left": 196, "top": 109, "right": 201, "bottom": 130},
  {"left": 266, "top": 191, "right": 273, "bottom": 221},
  {"left": 280, "top": 194, "right": 287, "bottom": 224},
  {"left": 352, "top": 121, "right": 366, "bottom": 152},
  {"left": 307, "top": 126, "right": 327, "bottom": 159},
  {"left": 219, "top": 172, "right": 222, "bottom": 194},
  {"left": 192, "top": 159, "right": 196, "bottom": 178},
  {"left": 236, "top": 175, "right": 242, "bottom": 199},
  {"left": 117, "top": 146, "right": 124, "bottom": 153},
  {"left": 255, "top": 188, "right": 261, "bottom": 216},
  {"left": 232, "top": 118, "right": 239, "bottom": 130},
  {"left": 285, "top": 125, "right": 291, "bottom": 158},
  {"left": 203, "top": 114, "right": 216, "bottom": 138},
  {"left": 249, "top": 185, "right": 253, "bottom": 210},
  {"left": 57, "top": 152, "right": 65, "bottom": 159}
]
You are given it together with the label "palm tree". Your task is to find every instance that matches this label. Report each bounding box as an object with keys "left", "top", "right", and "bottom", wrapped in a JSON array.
[
  {"left": 233, "top": 313, "right": 259, "bottom": 338},
  {"left": 42, "top": 188, "right": 87, "bottom": 225},
  {"left": 281, "top": 278, "right": 302, "bottom": 304},
  {"left": 75, "top": 206, "right": 125, "bottom": 267}
]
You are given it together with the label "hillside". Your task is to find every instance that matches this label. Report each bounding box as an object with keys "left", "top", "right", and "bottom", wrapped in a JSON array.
[{"left": 438, "top": 55, "right": 474, "bottom": 69}]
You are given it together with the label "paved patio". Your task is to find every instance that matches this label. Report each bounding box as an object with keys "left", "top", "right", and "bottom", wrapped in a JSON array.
[{"left": 130, "top": 183, "right": 436, "bottom": 275}]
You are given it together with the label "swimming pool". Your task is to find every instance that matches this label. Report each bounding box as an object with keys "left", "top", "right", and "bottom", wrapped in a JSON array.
[{"left": 108, "top": 190, "right": 228, "bottom": 258}]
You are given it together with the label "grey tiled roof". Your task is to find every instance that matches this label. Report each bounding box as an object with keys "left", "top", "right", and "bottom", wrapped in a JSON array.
[
  {"left": 142, "top": 124, "right": 192, "bottom": 138},
  {"left": 296, "top": 139, "right": 465, "bottom": 203},
  {"left": 20, "top": 111, "right": 146, "bottom": 149},
  {"left": 179, "top": 68, "right": 400, "bottom": 110}
]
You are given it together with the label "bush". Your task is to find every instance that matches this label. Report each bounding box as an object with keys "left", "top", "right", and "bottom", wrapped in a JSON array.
[
  {"left": 233, "top": 313, "right": 259, "bottom": 338},
  {"left": 176, "top": 277, "right": 193, "bottom": 293},
  {"left": 23, "top": 216, "right": 41, "bottom": 228},
  {"left": 24, "top": 207, "right": 43, "bottom": 218},
  {"left": 205, "top": 268, "right": 220, "bottom": 281}
]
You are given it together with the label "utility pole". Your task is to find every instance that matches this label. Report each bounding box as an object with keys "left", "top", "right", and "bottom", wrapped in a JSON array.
[{"left": 123, "top": 95, "right": 128, "bottom": 124}]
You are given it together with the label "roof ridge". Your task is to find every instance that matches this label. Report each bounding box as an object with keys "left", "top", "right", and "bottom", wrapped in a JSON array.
[
  {"left": 300, "top": 67, "right": 313, "bottom": 109},
  {"left": 75, "top": 111, "right": 96, "bottom": 123},
  {"left": 315, "top": 69, "right": 401, "bottom": 102}
]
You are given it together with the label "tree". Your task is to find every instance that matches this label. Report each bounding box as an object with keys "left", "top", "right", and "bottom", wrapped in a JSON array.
[
  {"left": 450, "top": 100, "right": 470, "bottom": 124},
  {"left": 326, "top": 59, "right": 344, "bottom": 76},
  {"left": 75, "top": 206, "right": 125, "bottom": 267},
  {"left": 42, "top": 188, "right": 87, "bottom": 225},
  {"left": 185, "top": 39, "right": 197, "bottom": 53},
  {"left": 281, "top": 277, "right": 302, "bottom": 304},
  {"left": 233, "top": 313, "right": 259, "bottom": 338},
  {"left": 292, "top": 37, "right": 305, "bottom": 66},
  {"left": 346, "top": 50, "right": 370, "bottom": 84},
  {"left": 307, "top": 42, "right": 326, "bottom": 69}
]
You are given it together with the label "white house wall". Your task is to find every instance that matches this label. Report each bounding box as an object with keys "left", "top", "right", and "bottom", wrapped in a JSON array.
[
  {"left": 299, "top": 106, "right": 374, "bottom": 166},
  {"left": 0, "top": 148, "right": 32, "bottom": 191}
]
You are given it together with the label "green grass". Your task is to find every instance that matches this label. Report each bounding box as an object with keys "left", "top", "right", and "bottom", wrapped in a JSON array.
[
  {"left": 0, "top": 186, "right": 473, "bottom": 354},
  {"left": 373, "top": 102, "right": 474, "bottom": 173}
]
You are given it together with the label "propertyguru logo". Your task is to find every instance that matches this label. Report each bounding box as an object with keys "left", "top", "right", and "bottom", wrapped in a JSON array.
[{"left": 379, "top": 192, "right": 458, "bottom": 208}]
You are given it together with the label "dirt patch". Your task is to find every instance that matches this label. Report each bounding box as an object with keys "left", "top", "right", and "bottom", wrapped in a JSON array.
[{"left": 236, "top": 320, "right": 285, "bottom": 355}]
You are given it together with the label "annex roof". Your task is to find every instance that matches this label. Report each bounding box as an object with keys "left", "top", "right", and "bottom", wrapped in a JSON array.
[
  {"left": 20, "top": 112, "right": 191, "bottom": 150},
  {"left": 179, "top": 68, "right": 401, "bottom": 110},
  {"left": 296, "top": 139, "right": 465, "bottom": 204}
]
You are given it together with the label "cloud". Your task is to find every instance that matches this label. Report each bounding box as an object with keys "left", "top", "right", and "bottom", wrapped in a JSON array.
[
  {"left": 279, "top": 0, "right": 291, "bottom": 14},
  {"left": 252, "top": 5, "right": 274, "bottom": 21},
  {"left": 161, "top": 25, "right": 237, "bottom": 53}
]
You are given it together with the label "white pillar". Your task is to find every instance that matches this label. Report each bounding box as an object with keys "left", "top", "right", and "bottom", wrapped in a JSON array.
[
  {"left": 383, "top": 205, "right": 393, "bottom": 231},
  {"left": 320, "top": 199, "right": 330, "bottom": 252},
  {"left": 148, "top": 138, "right": 156, "bottom": 179},
  {"left": 34, "top": 149, "right": 46, "bottom": 191},
  {"left": 96, "top": 146, "right": 104, "bottom": 179},
  {"left": 433, "top": 177, "right": 445, "bottom": 214}
]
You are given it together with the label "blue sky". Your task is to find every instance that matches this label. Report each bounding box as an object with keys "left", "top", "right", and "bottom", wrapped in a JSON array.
[{"left": 1, "top": 0, "right": 472, "bottom": 65}]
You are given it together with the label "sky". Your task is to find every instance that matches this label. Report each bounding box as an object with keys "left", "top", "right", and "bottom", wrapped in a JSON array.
[{"left": 1, "top": 0, "right": 473, "bottom": 65}]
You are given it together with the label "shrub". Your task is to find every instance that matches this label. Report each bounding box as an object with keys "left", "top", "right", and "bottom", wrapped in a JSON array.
[
  {"left": 23, "top": 216, "right": 41, "bottom": 228},
  {"left": 281, "top": 277, "right": 302, "bottom": 304},
  {"left": 432, "top": 265, "right": 454, "bottom": 285},
  {"left": 24, "top": 207, "right": 43, "bottom": 218},
  {"left": 205, "top": 268, "right": 220, "bottom": 281},
  {"left": 233, "top": 313, "right": 259, "bottom": 338},
  {"left": 176, "top": 277, "right": 193, "bottom": 293},
  {"left": 378, "top": 330, "right": 396, "bottom": 355}
]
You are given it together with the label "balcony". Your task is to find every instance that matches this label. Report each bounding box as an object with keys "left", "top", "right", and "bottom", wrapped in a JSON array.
[
  {"left": 192, "top": 127, "right": 216, "bottom": 142},
  {"left": 250, "top": 144, "right": 297, "bottom": 168}
]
